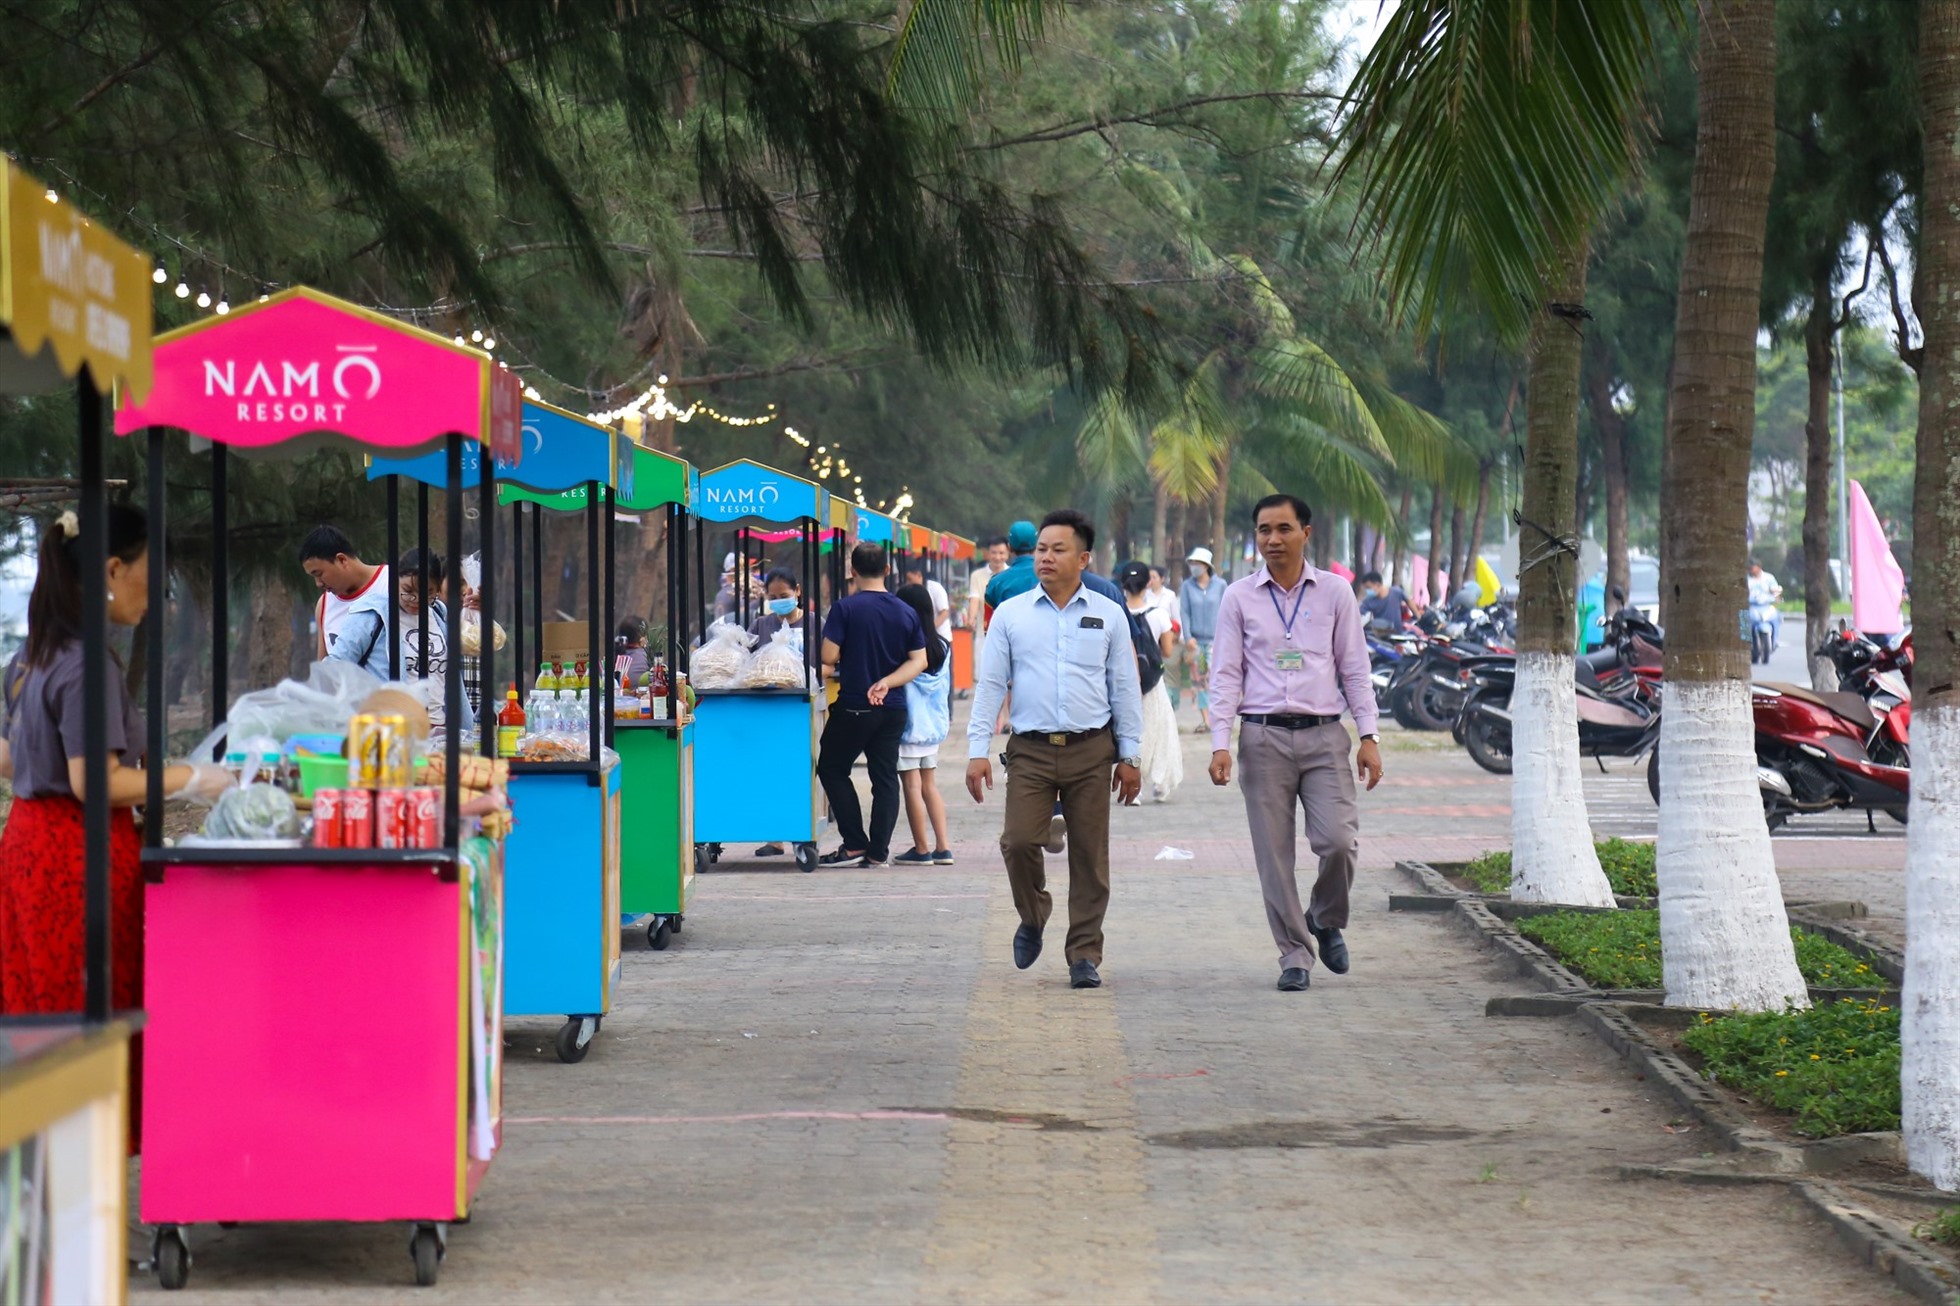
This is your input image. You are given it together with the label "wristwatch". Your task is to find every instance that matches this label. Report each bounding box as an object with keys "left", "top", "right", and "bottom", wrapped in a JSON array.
[
  {"left": 1360, "top": 733, "right": 1380, "bottom": 742},
  {"left": 1120, "top": 755, "right": 1143, "bottom": 769}
]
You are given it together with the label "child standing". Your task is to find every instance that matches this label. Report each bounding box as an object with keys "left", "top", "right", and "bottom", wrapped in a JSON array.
[{"left": 892, "top": 583, "right": 953, "bottom": 865}]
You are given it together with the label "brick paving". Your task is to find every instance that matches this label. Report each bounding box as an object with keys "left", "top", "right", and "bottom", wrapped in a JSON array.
[{"left": 141, "top": 708, "right": 1907, "bottom": 1302}]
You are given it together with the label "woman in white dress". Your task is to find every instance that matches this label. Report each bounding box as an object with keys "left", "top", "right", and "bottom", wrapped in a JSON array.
[{"left": 1118, "top": 562, "right": 1183, "bottom": 802}]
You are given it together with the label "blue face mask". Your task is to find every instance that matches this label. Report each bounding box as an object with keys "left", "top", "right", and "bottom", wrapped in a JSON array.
[{"left": 767, "top": 597, "right": 798, "bottom": 616}]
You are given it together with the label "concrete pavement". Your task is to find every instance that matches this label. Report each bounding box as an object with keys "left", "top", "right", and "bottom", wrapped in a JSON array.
[{"left": 139, "top": 708, "right": 1906, "bottom": 1302}]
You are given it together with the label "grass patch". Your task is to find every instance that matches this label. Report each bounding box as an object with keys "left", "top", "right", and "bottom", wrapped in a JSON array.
[
  {"left": 1917, "top": 1206, "right": 1960, "bottom": 1248},
  {"left": 1461, "top": 838, "right": 1657, "bottom": 898},
  {"left": 1680, "top": 999, "right": 1900, "bottom": 1138},
  {"left": 1515, "top": 909, "right": 1884, "bottom": 992}
]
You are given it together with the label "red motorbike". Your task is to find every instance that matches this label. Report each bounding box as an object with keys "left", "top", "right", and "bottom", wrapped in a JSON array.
[{"left": 1646, "top": 625, "right": 1909, "bottom": 829}]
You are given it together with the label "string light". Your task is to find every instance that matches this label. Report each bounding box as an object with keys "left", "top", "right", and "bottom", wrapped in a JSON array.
[
  {"left": 195, "top": 288, "right": 211, "bottom": 309},
  {"left": 215, "top": 296, "right": 230, "bottom": 316},
  {"left": 43, "top": 187, "right": 58, "bottom": 203},
  {"left": 151, "top": 266, "right": 167, "bottom": 285},
  {"left": 173, "top": 281, "right": 189, "bottom": 299}
]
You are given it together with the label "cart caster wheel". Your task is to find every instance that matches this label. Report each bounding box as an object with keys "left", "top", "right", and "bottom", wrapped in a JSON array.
[
  {"left": 795, "top": 843, "right": 818, "bottom": 873},
  {"left": 154, "top": 1227, "right": 190, "bottom": 1291},
  {"left": 694, "top": 845, "right": 709, "bottom": 876},
  {"left": 706, "top": 842, "right": 723, "bottom": 864},
  {"left": 649, "top": 919, "right": 673, "bottom": 950},
  {"left": 555, "top": 1016, "right": 596, "bottom": 1063},
  {"left": 671, "top": 914, "right": 683, "bottom": 935},
  {"left": 410, "top": 1225, "right": 443, "bottom": 1287}
]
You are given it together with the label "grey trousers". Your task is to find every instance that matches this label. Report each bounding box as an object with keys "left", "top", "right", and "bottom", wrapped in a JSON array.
[{"left": 1238, "top": 721, "right": 1359, "bottom": 971}]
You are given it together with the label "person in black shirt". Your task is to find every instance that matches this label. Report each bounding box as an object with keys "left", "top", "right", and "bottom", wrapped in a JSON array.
[{"left": 816, "top": 542, "right": 929, "bottom": 867}]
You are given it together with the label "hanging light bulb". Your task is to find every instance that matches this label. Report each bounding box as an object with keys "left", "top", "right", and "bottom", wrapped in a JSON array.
[
  {"left": 454, "top": 335, "right": 465, "bottom": 346},
  {"left": 470, "top": 329, "right": 483, "bottom": 343},
  {"left": 174, "top": 281, "right": 190, "bottom": 299},
  {"left": 483, "top": 337, "right": 496, "bottom": 351},
  {"left": 43, "top": 187, "right": 58, "bottom": 203},
  {"left": 152, "top": 266, "right": 168, "bottom": 285},
  {"left": 215, "top": 296, "right": 231, "bottom": 316},
  {"left": 195, "top": 288, "right": 211, "bottom": 309}
]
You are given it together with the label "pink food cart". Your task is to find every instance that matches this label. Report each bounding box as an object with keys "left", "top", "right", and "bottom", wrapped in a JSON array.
[{"left": 115, "top": 287, "right": 522, "bottom": 1289}]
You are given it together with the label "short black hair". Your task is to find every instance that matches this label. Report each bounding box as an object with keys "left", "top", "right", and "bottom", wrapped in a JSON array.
[
  {"left": 1251, "top": 494, "right": 1312, "bottom": 527},
  {"left": 903, "top": 558, "right": 926, "bottom": 576},
  {"left": 1362, "top": 570, "right": 1383, "bottom": 585},
  {"left": 299, "top": 524, "right": 357, "bottom": 566},
  {"left": 1038, "top": 508, "right": 1095, "bottom": 552},
  {"left": 763, "top": 568, "right": 801, "bottom": 590},
  {"left": 983, "top": 535, "right": 1008, "bottom": 549},
  {"left": 850, "top": 541, "right": 889, "bottom": 578},
  {"left": 397, "top": 547, "right": 445, "bottom": 587}
]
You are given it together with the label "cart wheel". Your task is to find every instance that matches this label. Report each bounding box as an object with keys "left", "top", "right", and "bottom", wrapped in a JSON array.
[
  {"left": 555, "top": 1016, "right": 595, "bottom": 1063},
  {"left": 795, "top": 843, "right": 818, "bottom": 873},
  {"left": 410, "top": 1226, "right": 443, "bottom": 1287},
  {"left": 694, "top": 845, "right": 709, "bottom": 877},
  {"left": 154, "top": 1227, "right": 190, "bottom": 1291},
  {"left": 649, "top": 919, "right": 673, "bottom": 951},
  {"left": 671, "top": 914, "right": 683, "bottom": 935},
  {"left": 707, "top": 842, "right": 723, "bottom": 864}
]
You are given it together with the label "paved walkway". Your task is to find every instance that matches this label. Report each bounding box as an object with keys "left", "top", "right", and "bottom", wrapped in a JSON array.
[{"left": 143, "top": 710, "right": 1905, "bottom": 1302}]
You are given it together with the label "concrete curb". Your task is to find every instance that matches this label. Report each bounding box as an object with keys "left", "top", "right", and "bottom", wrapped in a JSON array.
[{"left": 1794, "top": 1181, "right": 1960, "bottom": 1306}]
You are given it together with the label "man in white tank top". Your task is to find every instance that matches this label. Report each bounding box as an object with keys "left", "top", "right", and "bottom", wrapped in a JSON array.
[{"left": 300, "top": 524, "right": 391, "bottom": 661}]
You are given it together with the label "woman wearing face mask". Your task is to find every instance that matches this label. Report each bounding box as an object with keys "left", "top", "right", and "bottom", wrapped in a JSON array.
[
  {"left": 0, "top": 507, "right": 233, "bottom": 1032},
  {"left": 748, "top": 569, "right": 811, "bottom": 646}
]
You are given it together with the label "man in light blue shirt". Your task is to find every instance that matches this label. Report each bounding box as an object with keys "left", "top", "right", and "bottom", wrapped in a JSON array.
[{"left": 967, "top": 510, "right": 1144, "bottom": 990}]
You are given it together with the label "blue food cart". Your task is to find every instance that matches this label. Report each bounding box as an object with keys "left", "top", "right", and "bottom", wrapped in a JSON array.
[{"left": 691, "top": 460, "right": 829, "bottom": 871}]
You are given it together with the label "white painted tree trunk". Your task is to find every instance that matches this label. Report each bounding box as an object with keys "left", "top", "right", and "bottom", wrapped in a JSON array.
[
  {"left": 1905, "top": 705, "right": 1960, "bottom": 1189},
  {"left": 1657, "top": 679, "right": 1809, "bottom": 1010},
  {"left": 1509, "top": 652, "right": 1614, "bottom": 906}
]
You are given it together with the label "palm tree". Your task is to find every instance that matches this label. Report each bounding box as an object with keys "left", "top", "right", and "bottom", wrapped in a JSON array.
[
  {"left": 1905, "top": 0, "right": 1960, "bottom": 1195},
  {"left": 1336, "top": 0, "right": 1668, "bottom": 907},
  {"left": 1074, "top": 255, "right": 1461, "bottom": 562},
  {"left": 1652, "top": 0, "right": 1808, "bottom": 1011}
]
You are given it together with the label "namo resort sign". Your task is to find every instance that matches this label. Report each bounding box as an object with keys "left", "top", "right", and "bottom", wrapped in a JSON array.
[{"left": 0, "top": 158, "right": 153, "bottom": 400}]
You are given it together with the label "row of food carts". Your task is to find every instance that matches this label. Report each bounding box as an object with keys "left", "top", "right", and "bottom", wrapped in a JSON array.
[{"left": 0, "top": 157, "right": 986, "bottom": 1299}]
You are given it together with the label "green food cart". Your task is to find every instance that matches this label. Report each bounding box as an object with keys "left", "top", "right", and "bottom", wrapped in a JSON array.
[{"left": 609, "top": 434, "right": 700, "bottom": 949}]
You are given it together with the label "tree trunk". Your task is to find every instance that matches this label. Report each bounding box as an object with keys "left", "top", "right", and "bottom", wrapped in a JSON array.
[
  {"left": 1657, "top": 0, "right": 1807, "bottom": 1012},
  {"left": 1468, "top": 462, "right": 1493, "bottom": 594},
  {"left": 1390, "top": 484, "right": 1412, "bottom": 587},
  {"left": 1585, "top": 332, "right": 1632, "bottom": 606},
  {"left": 1151, "top": 481, "right": 1171, "bottom": 567},
  {"left": 1905, "top": 0, "right": 1960, "bottom": 1195},
  {"left": 1426, "top": 487, "right": 1446, "bottom": 604},
  {"left": 1448, "top": 501, "right": 1468, "bottom": 596},
  {"left": 1512, "top": 250, "right": 1613, "bottom": 906},
  {"left": 1209, "top": 447, "right": 1232, "bottom": 574},
  {"left": 1802, "top": 271, "right": 1838, "bottom": 691}
]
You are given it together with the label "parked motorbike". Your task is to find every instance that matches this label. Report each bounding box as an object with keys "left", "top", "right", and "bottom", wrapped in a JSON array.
[
  {"left": 1646, "top": 624, "right": 1909, "bottom": 829},
  {"left": 1457, "top": 612, "right": 1664, "bottom": 775}
]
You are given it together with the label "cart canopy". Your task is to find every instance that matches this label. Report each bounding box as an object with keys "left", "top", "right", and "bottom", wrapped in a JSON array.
[{"left": 694, "top": 459, "right": 825, "bottom": 525}]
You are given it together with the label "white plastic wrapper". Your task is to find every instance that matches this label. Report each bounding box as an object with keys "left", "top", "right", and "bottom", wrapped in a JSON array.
[
  {"left": 740, "top": 626, "right": 808, "bottom": 689},
  {"left": 690, "top": 618, "right": 756, "bottom": 689},
  {"left": 458, "top": 552, "right": 507, "bottom": 654}
]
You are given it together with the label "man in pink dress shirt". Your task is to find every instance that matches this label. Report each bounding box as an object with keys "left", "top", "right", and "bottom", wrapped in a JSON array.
[{"left": 1207, "top": 494, "right": 1384, "bottom": 991}]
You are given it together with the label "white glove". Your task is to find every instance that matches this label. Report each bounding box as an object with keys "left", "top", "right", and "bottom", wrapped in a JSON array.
[{"left": 168, "top": 761, "right": 236, "bottom": 804}]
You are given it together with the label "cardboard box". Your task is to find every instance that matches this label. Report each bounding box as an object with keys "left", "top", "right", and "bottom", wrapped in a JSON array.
[{"left": 542, "top": 620, "right": 591, "bottom": 662}]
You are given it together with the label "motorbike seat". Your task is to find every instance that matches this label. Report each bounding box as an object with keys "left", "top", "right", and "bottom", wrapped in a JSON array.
[{"left": 1757, "top": 681, "right": 1877, "bottom": 726}]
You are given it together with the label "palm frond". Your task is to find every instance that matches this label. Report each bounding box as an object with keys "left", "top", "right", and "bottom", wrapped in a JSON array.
[
  {"left": 1147, "top": 407, "right": 1229, "bottom": 502},
  {"left": 1349, "top": 374, "right": 1474, "bottom": 490},
  {"left": 1075, "top": 390, "right": 1147, "bottom": 487},
  {"left": 1244, "top": 413, "right": 1398, "bottom": 527},
  {"left": 1246, "top": 337, "right": 1393, "bottom": 461},
  {"left": 888, "top": 0, "right": 1049, "bottom": 115},
  {"left": 1331, "top": 0, "right": 1673, "bottom": 343}
]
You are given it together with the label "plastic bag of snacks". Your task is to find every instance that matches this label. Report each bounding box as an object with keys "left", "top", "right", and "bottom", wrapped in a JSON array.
[
  {"left": 688, "top": 618, "right": 755, "bottom": 689},
  {"left": 740, "top": 626, "right": 808, "bottom": 689},
  {"left": 458, "top": 552, "right": 508, "bottom": 654},
  {"left": 201, "top": 782, "right": 302, "bottom": 841}
]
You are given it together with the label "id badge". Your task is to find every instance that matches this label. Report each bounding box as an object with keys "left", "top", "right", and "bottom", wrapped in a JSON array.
[{"left": 1275, "top": 648, "right": 1305, "bottom": 671}]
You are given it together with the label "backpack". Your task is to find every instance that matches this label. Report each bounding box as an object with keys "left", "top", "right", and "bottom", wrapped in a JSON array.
[{"left": 1127, "top": 607, "right": 1165, "bottom": 694}]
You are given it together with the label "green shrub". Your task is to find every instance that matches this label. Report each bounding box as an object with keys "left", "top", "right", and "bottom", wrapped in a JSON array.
[
  {"left": 1917, "top": 1206, "right": 1960, "bottom": 1248},
  {"left": 1680, "top": 999, "right": 1900, "bottom": 1138},
  {"left": 1515, "top": 910, "right": 1884, "bottom": 993},
  {"left": 1460, "top": 839, "right": 1657, "bottom": 898}
]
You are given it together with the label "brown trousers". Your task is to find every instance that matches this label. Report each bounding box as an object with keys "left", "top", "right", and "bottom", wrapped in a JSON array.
[
  {"left": 1238, "top": 720, "right": 1358, "bottom": 971},
  {"left": 1000, "top": 729, "right": 1115, "bottom": 964}
]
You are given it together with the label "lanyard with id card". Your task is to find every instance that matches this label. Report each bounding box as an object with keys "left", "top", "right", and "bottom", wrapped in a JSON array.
[{"left": 1270, "top": 582, "right": 1307, "bottom": 672}]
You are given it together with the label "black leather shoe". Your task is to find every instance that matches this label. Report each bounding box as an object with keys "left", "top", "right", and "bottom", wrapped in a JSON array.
[
  {"left": 1277, "top": 967, "right": 1311, "bottom": 992},
  {"left": 1069, "top": 959, "right": 1101, "bottom": 989},
  {"left": 1309, "top": 920, "right": 1349, "bottom": 975},
  {"left": 1013, "top": 924, "right": 1043, "bottom": 970}
]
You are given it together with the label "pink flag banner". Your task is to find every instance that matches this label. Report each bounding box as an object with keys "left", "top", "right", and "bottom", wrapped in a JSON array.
[
  {"left": 1409, "top": 556, "right": 1431, "bottom": 609},
  {"left": 1325, "top": 559, "right": 1355, "bottom": 583},
  {"left": 1850, "top": 478, "right": 1905, "bottom": 635}
]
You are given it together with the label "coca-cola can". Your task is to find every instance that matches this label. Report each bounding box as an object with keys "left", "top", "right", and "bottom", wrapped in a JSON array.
[
  {"left": 341, "top": 788, "right": 375, "bottom": 849},
  {"left": 376, "top": 788, "right": 411, "bottom": 849},
  {"left": 312, "top": 789, "right": 345, "bottom": 849},
  {"left": 409, "top": 787, "right": 442, "bottom": 849}
]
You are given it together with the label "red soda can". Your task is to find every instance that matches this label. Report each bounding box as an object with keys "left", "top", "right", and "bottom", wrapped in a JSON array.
[
  {"left": 341, "top": 788, "right": 375, "bottom": 849},
  {"left": 376, "top": 788, "right": 411, "bottom": 849},
  {"left": 409, "top": 787, "right": 442, "bottom": 849},
  {"left": 312, "top": 789, "right": 345, "bottom": 848}
]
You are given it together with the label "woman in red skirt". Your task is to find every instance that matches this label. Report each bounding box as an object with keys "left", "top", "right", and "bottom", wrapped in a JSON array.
[{"left": 0, "top": 506, "right": 231, "bottom": 1129}]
